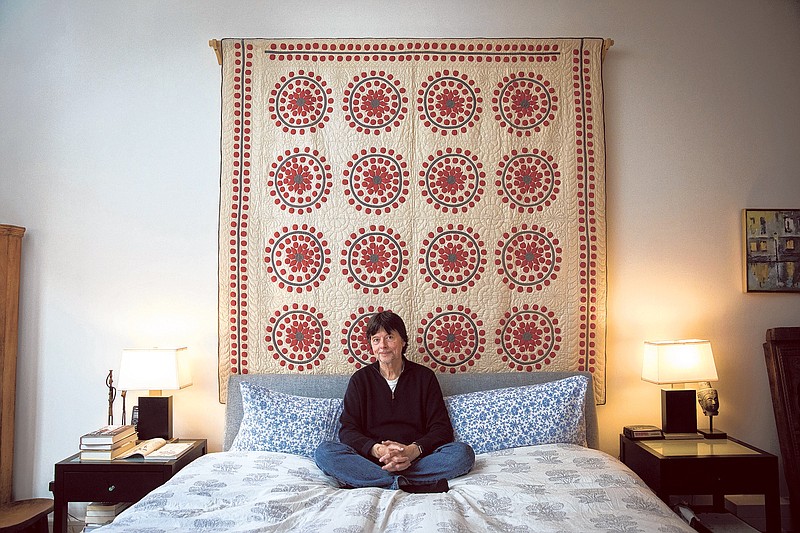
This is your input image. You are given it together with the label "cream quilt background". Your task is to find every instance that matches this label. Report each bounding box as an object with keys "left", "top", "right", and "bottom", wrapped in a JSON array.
[{"left": 217, "top": 38, "right": 607, "bottom": 403}]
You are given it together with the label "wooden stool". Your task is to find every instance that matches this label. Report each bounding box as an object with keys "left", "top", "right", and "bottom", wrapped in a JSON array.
[{"left": 0, "top": 499, "right": 53, "bottom": 533}]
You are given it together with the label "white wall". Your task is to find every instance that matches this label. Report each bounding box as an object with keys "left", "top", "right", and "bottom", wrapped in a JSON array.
[{"left": 1, "top": 0, "right": 799, "bottom": 502}]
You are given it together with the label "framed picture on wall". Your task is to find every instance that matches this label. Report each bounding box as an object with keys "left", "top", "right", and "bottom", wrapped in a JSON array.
[{"left": 743, "top": 209, "right": 800, "bottom": 292}]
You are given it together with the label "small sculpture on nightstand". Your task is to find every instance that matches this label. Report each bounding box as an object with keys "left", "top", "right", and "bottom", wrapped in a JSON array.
[
  {"left": 697, "top": 384, "right": 719, "bottom": 416},
  {"left": 697, "top": 381, "right": 726, "bottom": 439},
  {"left": 106, "top": 369, "right": 117, "bottom": 425}
]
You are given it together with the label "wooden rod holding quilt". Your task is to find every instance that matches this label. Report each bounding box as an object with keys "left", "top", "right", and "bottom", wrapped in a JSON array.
[
  {"left": 602, "top": 38, "right": 614, "bottom": 61},
  {"left": 209, "top": 39, "right": 222, "bottom": 65}
]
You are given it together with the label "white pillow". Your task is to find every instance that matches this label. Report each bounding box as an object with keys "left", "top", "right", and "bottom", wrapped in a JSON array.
[
  {"left": 230, "top": 382, "right": 343, "bottom": 457},
  {"left": 445, "top": 375, "right": 588, "bottom": 454}
]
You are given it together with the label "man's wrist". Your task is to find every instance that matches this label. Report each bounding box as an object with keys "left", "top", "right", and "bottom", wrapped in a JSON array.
[{"left": 412, "top": 442, "right": 424, "bottom": 457}]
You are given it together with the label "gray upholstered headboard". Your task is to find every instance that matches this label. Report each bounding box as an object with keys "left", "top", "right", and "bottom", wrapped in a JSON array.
[{"left": 223, "top": 371, "right": 600, "bottom": 451}]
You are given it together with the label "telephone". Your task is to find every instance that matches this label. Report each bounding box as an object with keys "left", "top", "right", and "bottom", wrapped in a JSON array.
[{"left": 131, "top": 405, "right": 139, "bottom": 431}]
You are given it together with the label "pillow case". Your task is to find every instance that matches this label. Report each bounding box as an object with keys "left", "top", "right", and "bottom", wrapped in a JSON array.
[
  {"left": 445, "top": 375, "right": 588, "bottom": 454},
  {"left": 230, "top": 382, "right": 343, "bottom": 457}
]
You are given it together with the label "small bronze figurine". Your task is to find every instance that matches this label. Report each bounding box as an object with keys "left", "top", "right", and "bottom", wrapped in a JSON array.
[
  {"left": 121, "top": 390, "right": 127, "bottom": 425},
  {"left": 106, "top": 370, "right": 117, "bottom": 425}
]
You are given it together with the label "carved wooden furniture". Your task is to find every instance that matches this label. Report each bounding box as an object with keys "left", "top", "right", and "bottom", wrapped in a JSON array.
[
  {"left": 0, "top": 225, "right": 53, "bottom": 532},
  {"left": 763, "top": 327, "right": 800, "bottom": 533}
]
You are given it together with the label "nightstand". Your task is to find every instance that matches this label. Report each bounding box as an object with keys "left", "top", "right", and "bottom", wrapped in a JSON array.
[
  {"left": 619, "top": 435, "right": 780, "bottom": 533},
  {"left": 51, "top": 438, "right": 206, "bottom": 533}
]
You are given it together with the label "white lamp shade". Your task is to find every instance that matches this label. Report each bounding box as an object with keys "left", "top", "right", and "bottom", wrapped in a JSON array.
[
  {"left": 641, "top": 339, "right": 718, "bottom": 384},
  {"left": 118, "top": 348, "right": 192, "bottom": 392}
]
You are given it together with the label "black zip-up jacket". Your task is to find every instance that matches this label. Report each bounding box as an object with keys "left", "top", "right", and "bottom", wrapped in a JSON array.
[{"left": 339, "top": 358, "right": 453, "bottom": 461}]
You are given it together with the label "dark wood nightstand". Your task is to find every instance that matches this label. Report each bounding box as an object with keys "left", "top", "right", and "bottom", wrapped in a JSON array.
[
  {"left": 619, "top": 434, "right": 780, "bottom": 533},
  {"left": 51, "top": 439, "right": 206, "bottom": 533}
]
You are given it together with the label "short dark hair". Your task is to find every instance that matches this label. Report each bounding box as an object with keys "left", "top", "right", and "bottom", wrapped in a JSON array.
[{"left": 365, "top": 311, "right": 408, "bottom": 355}]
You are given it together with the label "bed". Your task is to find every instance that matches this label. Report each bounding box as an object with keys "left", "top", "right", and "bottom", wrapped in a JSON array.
[{"left": 97, "top": 372, "right": 694, "bottom": 532}]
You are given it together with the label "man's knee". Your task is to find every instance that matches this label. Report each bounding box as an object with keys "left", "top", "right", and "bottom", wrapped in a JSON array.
[
  {"left": 314, "top": 440, "right": 340, "bottom": 468},
  {"left": 459, "top": 441, "right": 475, "bottom": 459},
  {"left": 445, "top": 442, "right": 475, "bottom": 475},
  {"left": 315, "top": 440, "right": 329, "bottom": 456},
  {"left": 444, "top": 441, "right": 475, "bottom": 461}
]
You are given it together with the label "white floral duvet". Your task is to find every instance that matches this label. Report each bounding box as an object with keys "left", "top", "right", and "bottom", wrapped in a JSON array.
[{"left": 98, "top": 444, "right": 693, "bottom": 532}]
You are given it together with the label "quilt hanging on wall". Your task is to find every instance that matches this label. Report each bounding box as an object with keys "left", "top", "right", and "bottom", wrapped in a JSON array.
[{"left": 217, "top": 38, "right": 608, "bottom": 403}]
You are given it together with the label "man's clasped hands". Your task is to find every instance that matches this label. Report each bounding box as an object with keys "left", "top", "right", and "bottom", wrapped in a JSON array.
[{"left": 371, "top": 441, "right": 422, "bottom": 472}]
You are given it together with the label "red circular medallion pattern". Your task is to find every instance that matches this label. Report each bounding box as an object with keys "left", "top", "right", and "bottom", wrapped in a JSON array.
[
  {"left": 343, "top": 147, "right": 409, "bottom": 214},
  {"left": 496, "top": 148, "right": 560, "bottom": 213},
  {"left": 341, "top": 306, "right": 387, "bottom": 368},
  {"left": 264, "top": 225, "right": 331, "bottom": 293},
  {"left": 341, "top": 226, "right": 409, "bottom": 294},
  {"left": 495, "top": 304, "right": 561, "bottom": 370},
  {"left": 495, "top": 224, "right": 562, "bottom": 292},
  {"left": 419, "top": 225, "right": 486, "bottom": 293},
  {"left": 265, "top": 304, "right": 330, "bottom": 371},
  {"left": 419, "top": 148, "right": 485, "bottom": 213},
  {"left": 417, "top": 305, "right": 484, "bottom": 373},
  {"left": 343, "top": 71, "right": 408, "bottom": 134},
  {"left": 269, "top": 70, "right": 333, "bottom": 134},
  {"left": 417, "top": 70, "right": 482, "bottom": 135},
  {"left": 492, "top": 72, "right": 558, "bottom": 136},
  {"left": 269, "top": 148, "right": 331, "bottom": 214}
]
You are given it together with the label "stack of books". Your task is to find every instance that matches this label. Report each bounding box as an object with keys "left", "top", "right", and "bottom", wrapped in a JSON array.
[
  {"left": 79, "top": 425, "right": 137, "bottom": 461},
  {"left": 83, "top": 501, "right": 131, "bottom": 531}
]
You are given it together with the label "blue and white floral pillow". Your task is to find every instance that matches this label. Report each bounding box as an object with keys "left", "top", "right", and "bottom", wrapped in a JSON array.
[
  {"left": 230, "top": 382, "right": 343, "bottom": 457},
  {"left": 445, "top": 375, "right": 588, "bottom": 454}
]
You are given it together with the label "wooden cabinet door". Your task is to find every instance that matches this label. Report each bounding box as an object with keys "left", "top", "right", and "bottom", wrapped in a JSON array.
[{"left": 0, "top": 224, "right": 25, "bottom": 504}]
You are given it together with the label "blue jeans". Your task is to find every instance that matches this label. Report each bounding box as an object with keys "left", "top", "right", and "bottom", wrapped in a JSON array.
[{"left": 314, "top": 440, "right": 475, "bottom": 489}]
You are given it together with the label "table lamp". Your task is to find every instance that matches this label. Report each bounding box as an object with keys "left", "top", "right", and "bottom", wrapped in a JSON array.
[
  {"left": 641, "top": 339, "right": 718, "bottom": 437},
  {"left": 118, "top": 348, "right": 192, "bottom": 440}
]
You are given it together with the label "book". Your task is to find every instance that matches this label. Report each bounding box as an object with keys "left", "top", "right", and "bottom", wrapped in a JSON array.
[
  {"left": 80, "top": 432, "right": 137, "bottom": 451},
  {"left": 79, "top": 440, "right": 136, "bottom": 461},
  {"left": 142, "top": 442, "right": 194, "bottom": 461},
  {"left": 116, "top": 438, "right": 167, "bottom": 460},
  {"left": 80, "top": 425, "right": 136, "bottom": 445},
  {"left": 116, "top": 438, "right": 193, "bottom": 461},
  {"left": 85, "top": 502, "right": 131, "bottom": 527},
  {"left": 86, "top": 501, "right": 130, "bottom": 517},
  {"left": 624, "top": 424, "right": 664, "bottom": 440}
]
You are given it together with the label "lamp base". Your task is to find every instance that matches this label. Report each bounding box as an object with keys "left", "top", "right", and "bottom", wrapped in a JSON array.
[
  {"left": 698, "top": 428, "right": 727, "bottom": 439},
  {"left": 137, "top": 396, "right": 173, "bottom": 440},
  {"left": 661, "top": 389, "right": 698, "bottom": 434},
  {"left": 663, "top": 432, "right": 701, "bottom": 440}
]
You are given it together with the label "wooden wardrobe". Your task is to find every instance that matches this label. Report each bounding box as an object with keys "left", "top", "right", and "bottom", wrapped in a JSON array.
[{"left": 0, "top": 225, "right": 53, "bottom": 532}]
